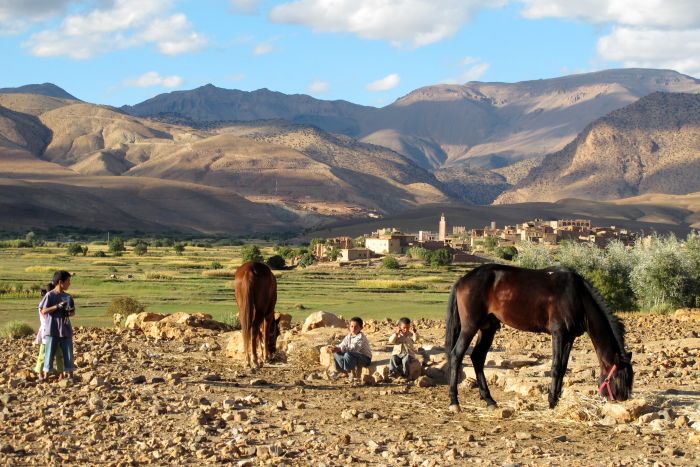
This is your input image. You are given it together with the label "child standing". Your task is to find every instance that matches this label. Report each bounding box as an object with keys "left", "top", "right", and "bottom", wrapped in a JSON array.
[
  {"left": 326, "top": 317, "right": 372, "bottom": 378},
  {"left": 33, "top": 284, "right": 64, "bottom": 375},
  {"left": 38, "top": 270, "right": 75, "bottom": 381},
  {"left": 388, "top": 317, "right": 420, "bottom": 379}
]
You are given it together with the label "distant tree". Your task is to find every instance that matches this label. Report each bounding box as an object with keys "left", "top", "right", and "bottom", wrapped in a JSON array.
[
  {"left": 406, "top": 246, "right": 430, "bottom": 261},
  {"left": 382, "top": 255, "right": 400, "bottom": 269},
  {"left": 173, "top": 243, "right": 185, "bottom": 255},
  {"left": 133, "top": 241, "right": 148, "bottom": 256},
  {"left": 298, "top": 252, "right": 316, "bottom": 268},
  {"left": 484, "top": 237, "right": 498, "bottom": 252},
  {"left": 241, "top": 245, "right": 264, "bottom": 263},
  {"left": 25, "top": 231, "right": 35, "bottom": 246},
  {"left": 266, "top": 255, "right": 286, "bottom": 270},
  {"left": 353, "top": 236, "right": 365, "bottom": 248},
  {"left": 429, "top": 249, "right": 451, "bottom": 267},
  {"left": 277, "top": 246, "right": 294, "bottom": 259},
  {"left": 66, "top": 243, "right": 84, "bottom": 256},
  {"left": 109, "top": 237, "right": 126, "bottom": 256},
  {"left": 327, "top": 246, "right": 341, "bottom": 261},
  {"left": 495, "top": 246, "right": 518, "bottom": 261},
  {"left": 81, "top": 245, "right": 89, "bottom": 256}
]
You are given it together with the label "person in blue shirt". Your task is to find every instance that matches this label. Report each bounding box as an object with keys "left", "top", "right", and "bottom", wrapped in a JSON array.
[{"left": 38, "top": 270, "right": 75, "bottom": 381}]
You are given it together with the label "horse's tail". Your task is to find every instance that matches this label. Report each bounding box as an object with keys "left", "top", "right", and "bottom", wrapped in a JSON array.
[
  {"left": 236, "top": 269, "right": 255, "bottom": 359},
  {"left": 444, "top": 281, "right": 461, "bottom": 357}
]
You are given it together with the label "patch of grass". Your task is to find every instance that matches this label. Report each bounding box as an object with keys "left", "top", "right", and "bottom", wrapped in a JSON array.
[
  {"left": 356, "top": 279, "right": 428, "bottom": 290},
  {"left": 93, "top": 260, "right": 126, "bottom": 266},
  {"left": 166, "top": 261, "right": 206, "bottom": 269},
  {"left": 202, "top": 269, "right": 237, "bottom": 278},
  {"left": 144, "top": 271, "right": 175, "bottom": 280},
  {"left": 24, "top": 266, "right": 56, "bottom": 273},
  {"left": 1, "top": 320, "right": 34, "bottom": 339}
]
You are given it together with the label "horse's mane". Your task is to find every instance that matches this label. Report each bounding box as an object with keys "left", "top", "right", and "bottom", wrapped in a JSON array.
[{"left": 579, "top": 276, "right": 627, "bottom": 356}]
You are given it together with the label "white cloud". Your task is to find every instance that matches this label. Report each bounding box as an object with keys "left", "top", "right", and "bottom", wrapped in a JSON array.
[
  {"left": 23, "top": 0, "right": 207, "bottom": 59},
  {"left": 125, "top": 71, "right": 183, "bottom": 88},
  {"left": 519, "top": 0, "right": 700, "bottom": 77},
  {"left": 367, "top": 73, "right": 400, "bottom": 91},
  {"left": 308, "top": 79, "right": 330, "bottom": 93},
  {"left": 230, "top": 0, "right": 261, "bottom": 14},
  {"left": 0, "top": 0, "right": 74, "bottom": 34},
  {"left": 270, "top": 0, "right": 506, "bottom": 48},
  {"left": 442, "top": 57, "right": 490, "bottom": 84},
  {"left": 253, "top": 40, "right": 275, "bottom": 55}
]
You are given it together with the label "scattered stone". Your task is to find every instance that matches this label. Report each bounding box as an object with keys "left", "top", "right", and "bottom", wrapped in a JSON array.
[
  {"left": 131, "top": 375, "right": 147, "bottom": 384},
  {"left": 415, "top": 376, "right": 435, "bottom": 388},
  {"left": 496, "top": 408, "right": 514, "bottom": 419}
]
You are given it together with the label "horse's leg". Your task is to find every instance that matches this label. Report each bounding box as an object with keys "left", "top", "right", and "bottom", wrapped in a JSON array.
[
  {"left": 448, "top": 325, "right": 478, "bottom": 412},
  {"left": 470, "top": 319, "right": 500, "bottom": 407},
  {"left": 548, "top": 332, "right": 574, "bottom": 408}
]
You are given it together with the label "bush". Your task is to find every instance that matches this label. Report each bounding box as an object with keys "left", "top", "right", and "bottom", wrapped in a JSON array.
[
  {"left": 66, "top": 243, "right": 84, "bottom": 256},
  {"left": 483, "top": 236, "right": 498, "bottom": 252},
  {"left": 133, "top": 242, "right": 148, "bottom": 256},
  {"left": 93, "top": 250, "right": 107, "bottom": 257},
  {"left": 241, "top": 245, "right": 264, "bottom": 263},
  {"left": 108, "top": 237, "right": 126, "bottom": 255},
  {"left": 631, "top": 235, "right": 696, "bottom": 311},
  {"left": 429, "top": 249, "right": 451, "bottom": 267},
  {"left": 298, "top": 252, "right": 316, "bottom": 268},
  {"left": 173, "top": 243, "right": 185, "bottom": 255},
  {"left": 495, "top": 246, "right": 518, "bottom": 261},
  {"left": 226, "top": 313, "right": 241, "bottom": 330},
  {"left": 276, "top": 246, "right": 294, "bottom": 259},
  {"left": 1, "top": 321, "right": 34, "bottom": 339},
  {"left": 210, "top": 261, "right": 224, "bottom": 270},
  {"left": 266, "top": 255, "right": 286, "bottom": 270},
  {"left": 515, "top": 241, "right": 554, "bottom": 269},
  {"left": 107, "top": 297, "right": 145, "bottom": 316},
  {"left": 326, "top": 246, "right": 341, "bottom": 261},
  {"left": 382, "top": 255, "right": 400, "bottom": 269},
  {"left": 406, "top": 246, "right": 430, "bottom": 261}
]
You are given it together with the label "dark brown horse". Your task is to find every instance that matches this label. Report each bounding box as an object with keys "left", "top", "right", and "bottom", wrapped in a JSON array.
[
  {"left": 234, "top": 261, "right": 279, "bottom": 368},
  {"left": 445, "top": 263, "right": 633, "bottom": 412}
]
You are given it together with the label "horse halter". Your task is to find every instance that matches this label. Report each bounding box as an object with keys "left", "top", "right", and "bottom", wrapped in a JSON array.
[{"left": 599, "top": 364, "right": 618, "bottom": 400}]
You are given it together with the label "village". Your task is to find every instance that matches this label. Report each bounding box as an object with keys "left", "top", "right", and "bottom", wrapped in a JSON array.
[{"left": 314, "top": 214, "right": 637, "bottom": 264}]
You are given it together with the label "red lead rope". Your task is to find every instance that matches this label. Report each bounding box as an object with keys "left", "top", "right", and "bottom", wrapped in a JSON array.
[{"left": 599, "top": 364, "right": 618, "bottom": 400}]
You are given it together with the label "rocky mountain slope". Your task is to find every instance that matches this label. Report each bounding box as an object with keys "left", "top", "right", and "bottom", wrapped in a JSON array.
[
  {"left": 123, "top": 69, "right": 700, "bottom": 171},
  {"left": 495, "top": 93, "right": 700, "bottom": 204},
  {"left": 0, "top": 83, "right": 79, "bottom": 100}
]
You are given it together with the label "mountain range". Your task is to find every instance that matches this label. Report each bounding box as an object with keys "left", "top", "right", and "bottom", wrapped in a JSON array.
[{"left": 2, "top": 68, "right": 700, "bottom": 234}]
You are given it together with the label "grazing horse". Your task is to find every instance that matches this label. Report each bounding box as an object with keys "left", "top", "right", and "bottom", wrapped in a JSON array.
[
  {"left": 445, "top": 263, "right": 633, "bottom": 412},
  {"left": 234, "top": 261, "right": 279, "bottom": 368}
]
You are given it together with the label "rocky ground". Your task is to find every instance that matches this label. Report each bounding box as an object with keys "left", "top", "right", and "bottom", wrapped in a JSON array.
[{"left": 1, "top": 310, "right": 700, "bottom": 466}]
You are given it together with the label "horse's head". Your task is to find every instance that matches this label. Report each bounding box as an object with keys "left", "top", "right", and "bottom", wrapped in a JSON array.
[
  {"left": 599, "top": 352, "right": 634, "bottom": 401},
  {"left": 265, "top": 314, "right": 281, "bottom": 354}
]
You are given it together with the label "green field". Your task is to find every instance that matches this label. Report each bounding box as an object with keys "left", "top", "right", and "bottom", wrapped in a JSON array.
[{"left": 0, "top": 244, "right": 474, "bottom": 331}]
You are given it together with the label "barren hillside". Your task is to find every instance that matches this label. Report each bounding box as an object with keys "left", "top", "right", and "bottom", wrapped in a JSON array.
[{"left": 496, "top": 93, "right": 700, "bottom": 204}]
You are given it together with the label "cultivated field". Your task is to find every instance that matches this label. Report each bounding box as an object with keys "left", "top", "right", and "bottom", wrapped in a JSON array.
[{"left": 0, "top": 244, "right": 473, "bottom": 331}]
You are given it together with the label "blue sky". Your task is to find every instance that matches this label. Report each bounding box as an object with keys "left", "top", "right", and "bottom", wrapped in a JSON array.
[{"left": 1, "top": 1, "right": 699, "bottom": 107}]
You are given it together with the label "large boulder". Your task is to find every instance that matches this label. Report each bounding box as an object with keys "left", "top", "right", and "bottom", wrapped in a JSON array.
[
  {"left": 124, "top": 312, "right": 166, "bottom": 330},
  {"left": 275, "top": 312, "right": 293, "bottom": 331},
  {"left": 301, "top": 311, "right": 347, "bottom": 333},
  {"left": 224, "top": 331, "right": 245, "bottom": 360}
]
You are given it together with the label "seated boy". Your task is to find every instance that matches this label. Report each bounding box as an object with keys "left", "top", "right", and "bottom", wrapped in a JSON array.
[
  {"left": 388, "top": 317, "right": 420, "bottom": 379},
  {"left": 326, "top": 317, "right": 372, "bottom": 379}
]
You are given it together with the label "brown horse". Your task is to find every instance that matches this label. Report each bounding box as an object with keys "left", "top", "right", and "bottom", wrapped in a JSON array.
[
  {"left": 445, "top": 263, "right": 633, "bottom": 412},
  {"left": 234, "top": 261, "right": 279, "bottom": 368}
]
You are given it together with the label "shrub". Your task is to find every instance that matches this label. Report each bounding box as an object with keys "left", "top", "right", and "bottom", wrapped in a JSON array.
[
  {"left": 406, "top": 246, "right": 430, "bottom": 261},
  {"left": 631, "top": 235, "right": 695, "bottom": 311},
  {"left": 495, "top": 246, "right": 518, "bottom": 261},
  {"left": 93, "top": 250, "right": 107, "bottom": 257},
  {"left": 108, "top": 237, "right": 126, "bottom": 255},
  {"left": 66, "top": 243, "right": 84, "bottom": 256},
  {"left": 144, "top": 271, "right": 175, "bottom": 280},
  {"left": 266, "top": 255, "right": 286, "bottom": 270},
  {"left": 226, "top": 313, "right": 241, "bottom": 330},
  {"left": 557, "top": 241, "right": 603, "bottom": 278},
  {"left": 353, "top": 236, "right": 365, "bottom": 248},
  {"left": 107, "top": 297, "right": 145, "bottom": 317},
  {"left": 483, "top": 237, "right": 498, "bottom": 252},
  {"left": 241, "top": 244, "right": 264, "bottom": 263},
  {"left": 515, "top": 241, "right": 554, "bottom": 269},
  {"left": 382, "top": 255, "right": 400, "bottom": 269},
  {"left": 276, "top": 246, "right": 294, "bottom": 259},
  {"left": 429, "top": 249, "right": 451, "bottom": 267},
  {"left": 173, "top": 243, "right": 185, "bottom": 255},
  {"left": 298, "top": 252, "right": 316, "bottom": 268},
  {"left": 326, "top": 246, "right": 341, "bottom": 261},
  {"left": 210, "top": 261, "right": 224, "bottom": 270},
  {"left": 1, "top": 321, "right": 34, "bottom": 339},
  {"left": 133, "top": 242, "right": 148, "bottom": 256}
]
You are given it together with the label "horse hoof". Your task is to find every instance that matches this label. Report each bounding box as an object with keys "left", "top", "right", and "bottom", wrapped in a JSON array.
[
  {"left": 485, "top": 402, "right": 497, "bottom": 410},
  {"left": 448, "top": 404, "right": 461, "bottom": 413}
]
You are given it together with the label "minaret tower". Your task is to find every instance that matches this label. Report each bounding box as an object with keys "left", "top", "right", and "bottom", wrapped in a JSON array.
[{"left": 439, "top": 213, "right": 446, "bottom": 242}]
